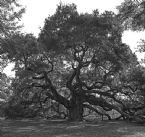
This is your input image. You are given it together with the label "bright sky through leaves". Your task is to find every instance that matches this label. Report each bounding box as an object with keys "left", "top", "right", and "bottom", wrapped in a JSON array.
[
  {"left": 3, "top": 0, "right": 145, "bottom": 77},
  {"left": 19, "top": 0, "right": 123, "bottom": 35},
  {"left": 19, "top": 0, "right": 145, "bottom": 51}
]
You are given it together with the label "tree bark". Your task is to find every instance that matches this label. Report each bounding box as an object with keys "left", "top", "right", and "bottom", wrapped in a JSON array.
[{"left": 68, "top": 95, "right": 83, "bottom": 121}]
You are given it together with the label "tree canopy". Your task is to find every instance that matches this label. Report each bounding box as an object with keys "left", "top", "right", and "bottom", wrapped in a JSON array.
[
  {"left": 2, "top": 3, "right": 138, "bottom": 121},
  {"left": 1, "top": 2, "right": 145, "bottom": 122},
  {"left": 117, "top": 0, "right": 145, "bottom": 31},
  {"left": 0, "top": 0, "right": 25, "bottom": 73},
  {"left": 0, "top": 0, "right": 25, "bottom": 37}
]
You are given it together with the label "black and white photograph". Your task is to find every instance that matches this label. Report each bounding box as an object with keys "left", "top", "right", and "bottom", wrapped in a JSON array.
[{"left": 0, "top": 0, "right": 145, "bottom": 136}]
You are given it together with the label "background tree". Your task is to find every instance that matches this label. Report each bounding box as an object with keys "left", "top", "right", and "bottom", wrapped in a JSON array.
[
  {"left": 0, "top": 33, "right": 41, "bottom": 118},
  {"left": 0, "top": 0, "right": 25, "bottom": 73},
  {"left": 115, "top": 0, "right": 145, "bottom": 120},
  {"left": 0, "top": 0, "right": 25, "bottom": 37},
  {"left": 117, "top": 0, "right": 145, "bottom": 31}
]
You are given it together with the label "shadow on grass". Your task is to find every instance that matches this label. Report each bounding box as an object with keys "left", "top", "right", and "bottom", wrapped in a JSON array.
[{"left": 0, "top": 119, "right": 145, "bottom": 137}]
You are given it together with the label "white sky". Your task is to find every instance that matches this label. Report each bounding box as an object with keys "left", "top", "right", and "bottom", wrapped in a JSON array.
[
  {"left": 3, "top": 0, "right": 145, "bottom": 76},
  {"left": 19, "top": 0, "right": 123, "bottom": 35}
]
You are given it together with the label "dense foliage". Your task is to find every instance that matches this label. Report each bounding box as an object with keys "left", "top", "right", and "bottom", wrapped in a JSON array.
[{"left": 1, "top": 1, "right": 145, "bottom": 122}]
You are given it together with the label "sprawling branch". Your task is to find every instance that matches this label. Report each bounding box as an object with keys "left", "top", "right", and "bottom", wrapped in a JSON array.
[
  {"left": 84, "top": 94, "right": 129, "bottom": 117},
  {"left": 43, "top": 72, "right": 70, "bottom": 108},
  {"left": 84, "top": 89, "right": 126, "bottom": 108},
  {"left": 83, "top": 104, "right": 111, "bottom": 120}
]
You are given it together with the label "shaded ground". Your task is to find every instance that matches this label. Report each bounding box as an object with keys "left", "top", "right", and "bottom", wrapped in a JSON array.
[{"left": 0, "top": 118, "right": 145, "bottom": 137}]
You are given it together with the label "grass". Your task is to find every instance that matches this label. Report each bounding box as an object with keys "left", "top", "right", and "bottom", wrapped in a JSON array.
[{"left": 0, "top": 118, "right": 145, "bottom": 137}]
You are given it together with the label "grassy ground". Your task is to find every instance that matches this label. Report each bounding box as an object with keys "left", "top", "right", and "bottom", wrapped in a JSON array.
[{"left": 0, "top": 118, "right": 145, "bottom": 137}]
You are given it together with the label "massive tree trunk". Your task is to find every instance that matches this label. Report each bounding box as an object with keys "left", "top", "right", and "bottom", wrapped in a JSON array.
[{"left": 68, "top": 95, "right": 83, "bottom": 121}]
